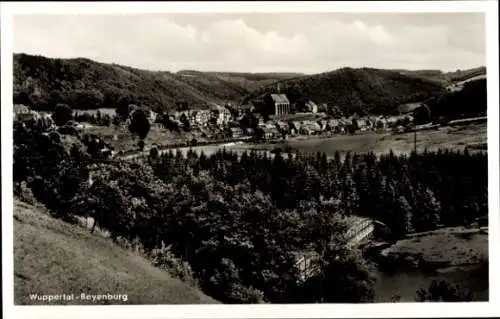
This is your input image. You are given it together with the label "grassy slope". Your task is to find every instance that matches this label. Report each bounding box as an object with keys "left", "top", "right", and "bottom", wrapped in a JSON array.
[
  {"left": 83, "top": 125, "right": 208, "bottom": 153},
  {"left": 13, "top": 200, "right": 218, "bottom": 305},
  {"left": 243, "top": 67, "right": 446, "bottom": 115}
]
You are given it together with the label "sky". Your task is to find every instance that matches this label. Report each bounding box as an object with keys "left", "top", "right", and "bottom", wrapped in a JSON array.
[{"left": 13, "top": 12, "right": 486, "bottom": 74}]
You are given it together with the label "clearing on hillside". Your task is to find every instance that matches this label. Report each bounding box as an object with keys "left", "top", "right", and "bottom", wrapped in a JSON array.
[{"left": 13, "top": 200, "right": 218, "bottom": 305}]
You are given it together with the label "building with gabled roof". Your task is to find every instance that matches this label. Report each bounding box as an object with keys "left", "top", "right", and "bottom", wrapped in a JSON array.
[{"left": 266, "top": 93, "right": 290, "bottom": 117}]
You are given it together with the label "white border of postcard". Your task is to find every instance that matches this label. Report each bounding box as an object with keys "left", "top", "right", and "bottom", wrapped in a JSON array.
[{"left": 2, "top": 1, "right": 499, "bottom": 318}]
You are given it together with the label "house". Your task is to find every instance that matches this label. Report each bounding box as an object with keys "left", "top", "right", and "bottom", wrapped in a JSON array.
[
  {"left": 292, "top": 215, "right": 377, "bottom": 282},
  {"left": 148, "top": 110, "right": 158, "bottom": 124},
  {"left": 210, "top": 105, "right": 232, "bottom": 126},
  {"left": 275, "top": 121, "right": 289, "bottom": 133},
  {"left": 195, "top": 110, "right": 211, "bottom": 127},
  {"left": 292, "top": 121, "right": 302, "bottom": 131},
  {"left": 14, "top": 104, "right": 39, "bottom": 122},
  {"left": 262, "top": 126, "right": 279, "bottom": 140},
  {"left": 344, "top": 216, "right": 375, "bottom": 246},
  {"left": 254, "top": 113, "right": 265, "bottom": 124},
  {"left": 266, "top": 94, "right": 290, "bottom": 116},
  {"left": 293, "top": 250, "right": 321, "bottom": 282},
  {"left": 230, "top": 127, "right": 244, "bottom": 138},
  {"left": 306, "top": 100, "right": 319, "bottom": 113},
  {"left": 14, "top": 104, "right": 31, "bottom": 116},
  {"left": 239, "top": 104, "right": 254, "bottom": 116}
]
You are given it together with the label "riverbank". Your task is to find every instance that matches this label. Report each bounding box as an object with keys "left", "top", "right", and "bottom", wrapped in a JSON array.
[{"left": 370, "top": 226, "right": 488, "bottom": 302}]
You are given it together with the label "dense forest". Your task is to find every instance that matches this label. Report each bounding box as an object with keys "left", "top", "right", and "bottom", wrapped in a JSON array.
[
  {"left": 14, "top": 119, "right": 488, "bottom": 303},
  {"left": 243, "top": 67, "right": 446, "bottom": 115}
]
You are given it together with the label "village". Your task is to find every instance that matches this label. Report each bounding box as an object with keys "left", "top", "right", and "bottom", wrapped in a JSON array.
[
  {"left": 13, "top": 90, "right": 417, "bottom": 139},
  {"left": 163, "top": 92, "right": 417, "bottom": 141}
]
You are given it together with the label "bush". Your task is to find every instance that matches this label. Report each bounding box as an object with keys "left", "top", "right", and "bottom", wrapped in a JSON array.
[
  {"left": 227, "top": 284, "right": 265, "bottom": 304},
  {"left": 14, "top": 181, "right": 37, "bottom": 205},
  {"left": 53, "top": 103, "right": 73, "bottom": 126},
  {"left": 415, "top": 280, "right": 473, "bottom": 302},
  {"left": 149, "top": 246, "right": 198, "bottom": 286}
]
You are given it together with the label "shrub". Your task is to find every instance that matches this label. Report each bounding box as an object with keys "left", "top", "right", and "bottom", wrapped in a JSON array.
[
  {"left": 14, "top": 181, "right": 37, "bottom": 205},
  {"left": 415, "top": 280, "right": 473, "bottom": 301},
  {"left": 53, "top": 103, "right": 73, "bottom": 126},
  {"left": 227, "top": 284, "right": 265, "bottom": 304},
  {"left": 149, "top": 246, "right": 198, "bottom": 286}
]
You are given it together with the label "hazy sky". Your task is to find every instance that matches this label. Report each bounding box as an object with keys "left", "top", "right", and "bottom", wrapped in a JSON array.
[{"left": 13, "top": 13, "right": 485, "bottom": 74}]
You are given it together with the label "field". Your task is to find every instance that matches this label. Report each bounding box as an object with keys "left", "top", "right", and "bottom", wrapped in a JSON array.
[
  {"left": 13, "top": 200, "right": 217, "bottom": 305},
  {"left": 83, "top": 125, "right": 207, "bottom": 153},
  {"left": 231, "top": 123, "right": 487, "bottom": 157},
  {"left": 374, "top": 227, "right": 488, "bottom": 302}
]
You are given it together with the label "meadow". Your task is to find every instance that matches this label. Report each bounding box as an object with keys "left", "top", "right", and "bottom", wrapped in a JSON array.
[
  {"left": 83, "top": 125, "right": 208, "bottom": 153},
  {"left": 230, "top": 123, "right": 487, "bottom": 157}
]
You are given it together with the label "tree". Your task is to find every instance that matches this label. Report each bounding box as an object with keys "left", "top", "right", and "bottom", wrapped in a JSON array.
[
  {"left": 180, "top": 113, "right": 191, "bottom": 131},
  {"left": 395, "top": 195, "right": 414, "bottom": 237},
  {"left": 297, "top": 246, "right": 376, "bottom": 303},
  {"left": 413, "top": 104, "right": 431, "bottom": 125},
  {"left": 149, "top": 147, "right": 159, "bottom": 159},
  {"left": 53, "top": 103, "right": 73, "bottom": 126},
  {"left": 254, "top": 127, "right": 265, "bottom": 142},
  {"left": 13, "top": 91, "right": 33, "bottom": 107},
  {"left": 413, "top": 187, "right": 441, "bottom": 232},
  {"left": 138, "top": 140, "right": 146, "bottom": 152},
  {"left": 116, "top": 99, "right": 132, "bottom": 122},
  {"left": 129, "top": 109, "right": 151, "bottom": 139}
]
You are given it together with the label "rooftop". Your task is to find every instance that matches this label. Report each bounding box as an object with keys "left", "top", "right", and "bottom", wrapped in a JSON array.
[
  {"left": 270, "top": 94, "right": 290, "bottom": 104},
  {"left": 14, "top": 104, "right": 31, "bottom": 114}
]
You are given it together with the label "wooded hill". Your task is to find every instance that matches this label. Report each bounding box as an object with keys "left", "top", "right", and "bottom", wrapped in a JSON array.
[
  {"left": 243, "top": 67, "right": 447, "bottom": 115},
  {"left": 177, "top": 70, "right": 304, "bottom": 92},
  {"left": 14, "top": 53, "right": 484, "bottom": 116},
  {"left": 393, "top": 67, "right": 486, "bottom": 85},
  {"left": 13, "top": 53, "right": 262, "bottom": 112}
]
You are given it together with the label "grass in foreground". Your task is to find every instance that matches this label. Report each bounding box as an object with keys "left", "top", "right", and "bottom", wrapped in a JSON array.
[{"left": 13, "top": 200, "right": 218, "bottom": 305}]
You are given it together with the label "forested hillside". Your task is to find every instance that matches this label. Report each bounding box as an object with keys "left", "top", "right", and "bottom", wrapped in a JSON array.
[
  {"left": 13, "top": 53, "right": 254, "bottom": 112},
  {"left": 177, "top": 70, "right": 303, "bottom": 92},
  {"left": 243, "top": 67, "right": 446, "bottom": 115},
  {"left": 14, "top": 53, "right": 484, "bottom": 118},
  {"left": 425, "top": 78, "right": 487, "bottom": 121},
  {"left": 394, "top": 67, "right": 486, "bottom": 85}
]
